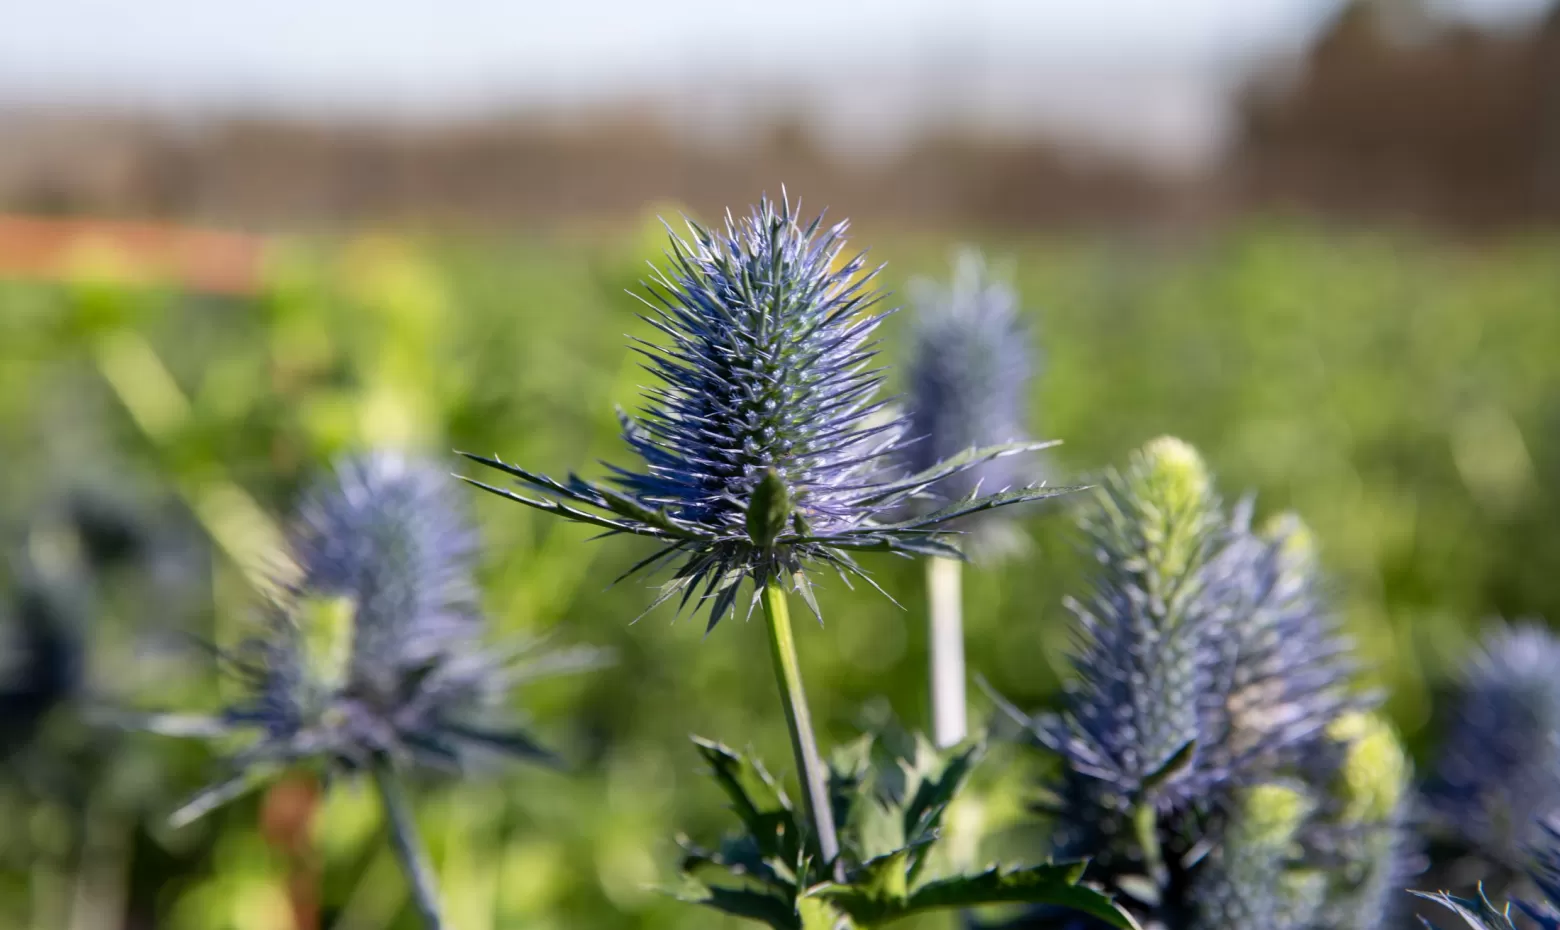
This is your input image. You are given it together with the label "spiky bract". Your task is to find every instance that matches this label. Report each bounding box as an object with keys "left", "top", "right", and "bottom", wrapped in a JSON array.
[
  {"left": 150, "top": 452, "right": 604, "bottom": 824},
  {"left": 1426, "top": 622, "right": 1560, "bottom": 868},
  {"left": 462, "top": 195, "right": 1067, "bottom": 629},
  {"left": 902, "top": 252, "right": 1034, "bottom": 512},
  {"left": 1418, "top": 823, "right": 1560, "bottom": 929}
]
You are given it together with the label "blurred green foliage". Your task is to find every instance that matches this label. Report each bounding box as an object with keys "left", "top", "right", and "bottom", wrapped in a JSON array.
[{"left": 1, "top": 218, "right": 1558, "bottom": 929}]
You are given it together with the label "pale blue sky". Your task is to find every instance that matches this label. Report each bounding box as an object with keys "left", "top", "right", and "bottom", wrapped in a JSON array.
[{"left": 0, "top": 0, "right": 1548, "bottom": 165}]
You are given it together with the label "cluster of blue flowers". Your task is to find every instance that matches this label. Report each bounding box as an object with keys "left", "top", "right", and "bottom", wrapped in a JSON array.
[
  {"left": 993, "top": 437, "right": 1416, "bottom": 930},
  {"left": 15, "top": 190, "right": 1547, "bottom": 930}
]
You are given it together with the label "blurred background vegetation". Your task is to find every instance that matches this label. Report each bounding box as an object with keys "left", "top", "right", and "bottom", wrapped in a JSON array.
[{"left": 3, "top": 0, "right": 1560, "bottom": 927}]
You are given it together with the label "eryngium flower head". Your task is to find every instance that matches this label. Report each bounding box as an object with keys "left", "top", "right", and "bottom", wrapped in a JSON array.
[
  {"left": 152, "top": 452, "right": 604, "bottom": 825},
  {"left": 1203, "top": 509, "right": 1361, "bottom": 781},
  {"left": 461, "top": 195, "right": 1067, "bottom": 629},
  {"left": 1042, "top": 436, "right": 1226, "bottom": 809},
  {"left": 1425, "top": 622, "right": 1560, "bottom": 865},
  {"left": 290, "top": 454, "right": 483, "bottom": 699},
  {"left": 901, "top": 252, "right": 1034, "bottom": 514}
]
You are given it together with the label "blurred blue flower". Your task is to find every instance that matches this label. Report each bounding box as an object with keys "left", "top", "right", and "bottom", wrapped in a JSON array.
[
  {"left": 147, "top": 452, "right": 606, "bottom": 826},
  {"left": 1426, "top": 622, "right": 1560, "bottom": 866},
  {"left": 1037, "top": 436, "right": 1228, "bottom": 810},
  {"left": 901, "top": 252, "right": 1035, "bottom": 520},
  {"left": 1203, "top": 507, "right": 1361, "bottom": 782},
  {"left": 463, "top": 195, "right": 1068, "bottom": 629}
]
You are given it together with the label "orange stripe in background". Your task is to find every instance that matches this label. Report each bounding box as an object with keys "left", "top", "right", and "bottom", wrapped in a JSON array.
[{"left": 0, "top": 215, "right": 267, "bottom": 295}]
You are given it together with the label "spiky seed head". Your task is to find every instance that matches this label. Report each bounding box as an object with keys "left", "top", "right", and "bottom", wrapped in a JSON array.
[
  {"left": 153, "top": 452, "right": 605, "bottom": 823},
  {"left": 902, "top": 252, "right": 1035, "bottom": 510},
  {"left": 290, "top": 451, "right": 481, "bottom": 699},
  {"left": 460, "top": 194, "right": 1070, "bottom": 629},
  {"left": 1048, "top": 436, "right": 1225, "bottom": 809},
  {"left": 1204, "top": 508, "right": 1361, "bottom": 781},
  {"left": 1190, "top": 782, "right": 1317, "bottom": 930},
  {"left": 1427, "top": 622, "right": 1560, "bottom": 865}
]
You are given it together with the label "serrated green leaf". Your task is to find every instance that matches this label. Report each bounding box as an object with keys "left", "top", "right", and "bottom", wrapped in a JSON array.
[
  {"left": 693, "top": 737, "right": 798, "bottom": 862},
  {"left": 798, "top": 896, "right": 856, "bottom": 930},
  {"left": 903, "top": 741, "right": 980, "bottom": 842},
  {"left": 669, "top": 879, "right": 802, "bottom": 930},
  {"left": 901, "top": 863, "right": 1139, "bottom": 930},
  {"left": 806, "top": 850, "right": 912, "bottom": 925}
]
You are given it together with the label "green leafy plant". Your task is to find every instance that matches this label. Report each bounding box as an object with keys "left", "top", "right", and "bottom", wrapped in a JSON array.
[{"left": 673, "top": 728, "right": 1137, "bottom": 929}]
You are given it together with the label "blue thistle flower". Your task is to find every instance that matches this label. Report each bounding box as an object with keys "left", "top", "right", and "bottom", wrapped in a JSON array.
[
  {"left": 148, "top": 452, "right": 606, "bottom": 826},
  {"left": 902, "top": 252, "right": 1035, "bottom": 522},
  {"left": 1426, "top": 622, "right": 1560, "bottom": 868},
  {"left": 1041, "top": 436, "right": 1227, "bottom": 810},
  {"left": 290, "top": 454, "right": 484, "bottom": 700},
  {"left": 985, "top": 438, "right": 1402, "bottom": 930},
  {"left": 1203, "top": 508, "right": 1361, "bottom": 781},
  {"left": 461, "top": 195, "right": 1066, "bottom": 629}
]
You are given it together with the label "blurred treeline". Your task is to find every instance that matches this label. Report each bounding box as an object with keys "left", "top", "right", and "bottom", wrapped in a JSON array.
[
  {"left": 3, "top": 0, "right": 1560, "bottom": 231},
  {"left": 3, "top": 216, "right": 1559, "bottom": 928}
]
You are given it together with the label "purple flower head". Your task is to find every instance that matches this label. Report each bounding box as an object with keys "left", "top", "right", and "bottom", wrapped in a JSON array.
[
  {"left": 902, "top": 252, "right": 1035, "bottom": 514},
  {"left": 148, "top": 452, "right": 606, "bottom": 826},
  {"left": 462, "top": 194, "right": 1068, "bottom": 630},
  {"left": 1426, "top": 622, "right": 1560, "bottom": 866}
]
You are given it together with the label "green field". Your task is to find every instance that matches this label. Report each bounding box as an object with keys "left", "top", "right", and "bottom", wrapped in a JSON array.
[{"left": 3, "top": 218, "right": 1559, "bottom": 929}]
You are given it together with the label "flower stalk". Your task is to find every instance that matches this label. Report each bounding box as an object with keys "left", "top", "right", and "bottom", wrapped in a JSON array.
[
  {"left": 926, "top": 554, "right": 967, "bottom": 748},
  {"left": 373, "top": 758, "right": 444, "bottom": 930},
  {"left": 758, "top": 577, "right": 840, "bottom": 871}
]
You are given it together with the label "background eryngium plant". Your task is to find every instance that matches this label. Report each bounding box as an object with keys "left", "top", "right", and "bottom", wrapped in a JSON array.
[
  {"left": 460, "top": 193, "right": 1087, "bottom": 911},
  {"left": 1423, "top": 622, "right": 1560, "bottom": 896},
  {"left": 991, "top": 437, "right": 1412, "bottom": 930},
  {"left": 901, "top": 251, "right": 1035, "bottom": 748},
  {"left": 144, "top": 452, "right": 603, "bottom": 930}
]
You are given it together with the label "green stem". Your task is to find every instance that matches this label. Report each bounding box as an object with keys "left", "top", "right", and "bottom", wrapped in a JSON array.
[
  {"left": 372, "top": 759, "right": 444, "bottom": 930},
  {"left": 758, "top": 577, "right": 841, "bottom": 870},
  {"left": 926, "top": 555, "right": 967, "bottom": 748}
]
